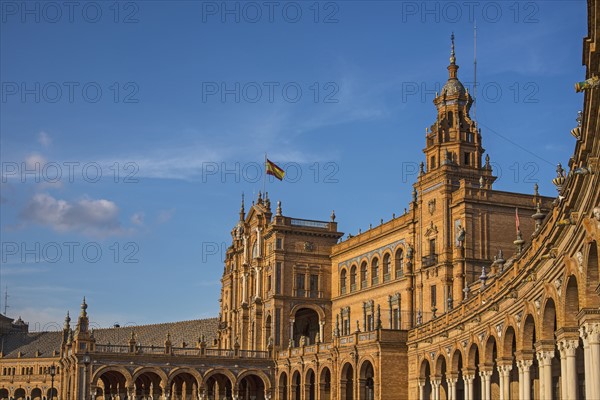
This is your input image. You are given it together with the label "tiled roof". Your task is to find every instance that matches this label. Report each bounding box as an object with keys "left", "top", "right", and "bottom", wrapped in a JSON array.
[{"left": 0, "top": 318, "right": 219, "bottom": 359}]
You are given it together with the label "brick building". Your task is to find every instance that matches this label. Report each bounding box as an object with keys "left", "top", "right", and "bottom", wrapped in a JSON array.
[{"left": 1, "top": 1, "right": 598, "bottom": 399}]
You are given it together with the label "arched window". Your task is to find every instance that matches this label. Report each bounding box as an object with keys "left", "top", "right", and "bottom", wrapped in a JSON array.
[
  {"left": 350, "top": 265, "right": 357, "bottom": 292},
  {"left": 371, "top": 258, "right": 379, "bottom": 285},
  {"left": 383, "top": 254, "right": 391, "bottom": 282},
  {"left": 430, "top": 155, "right": 436, "bottom": 170},
  {"left": 340, "top": 269, "right": 347, "bottom": 295},
  {"left": 360, "top": 262, "right": 368, "bottom": 289},
  {"left": 448, "top": 111, "right": 454, "bottom": 127},
  {"left": 395, "top": 249, "right": 404, "bottom": 279}
]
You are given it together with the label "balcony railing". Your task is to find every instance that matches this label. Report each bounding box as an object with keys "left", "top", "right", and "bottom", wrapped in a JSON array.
[
  {"left": 422, "top": 254, "right": 438, "bottom": 268},
  {"left": 94, "top": 345, "right": 268, "bottom": 359}
]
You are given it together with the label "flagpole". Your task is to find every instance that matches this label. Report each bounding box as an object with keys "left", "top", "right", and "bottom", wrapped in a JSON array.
[{"left": 263, "top": 153, "right": 267, "bottom": 197}]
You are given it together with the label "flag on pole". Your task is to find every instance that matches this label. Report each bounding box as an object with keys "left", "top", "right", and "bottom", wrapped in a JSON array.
[
  {"left": 266, "top": 159, "right": 285, "bottom": 181},
  {"left": 515, "top": 207, "right": 520, "bottom": 234}
]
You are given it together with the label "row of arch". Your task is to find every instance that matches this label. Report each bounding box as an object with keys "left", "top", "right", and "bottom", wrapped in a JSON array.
[
  {"left": 0, "top": 388, "right": 57, "bottom": 400},
  {"left": 340, "top": 248, "right": 406, "bottom": 294},
  {"left": 91, "top": 367, "right": 271, "bottom": 400},
  {"left": 277, "top": 360, "right": 375, "bottom": 400},
  {"left": 418, "top": 265, "right": 600, "bottom": 400}
]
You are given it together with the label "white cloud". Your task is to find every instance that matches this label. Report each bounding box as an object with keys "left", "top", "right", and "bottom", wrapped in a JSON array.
[
  {"left": 131, "top": 212, "right": 145, "bottom": 226},
  {"left": 25, "top": 153, "right": 47, "bottom": 170},
  {"left": 19, "top": 193, "right": 125, "bottom": 237},
  {"left": 38, "top": 131, "right": 52, "bottom": 147}
]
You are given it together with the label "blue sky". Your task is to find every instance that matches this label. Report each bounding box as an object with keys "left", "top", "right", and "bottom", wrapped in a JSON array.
[{"left": 0, "top": 1, "right": 587, "bottom": 330}]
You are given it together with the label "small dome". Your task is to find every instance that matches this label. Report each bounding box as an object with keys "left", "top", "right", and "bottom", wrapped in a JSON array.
[{"left": 442, "top": 79, "right": 466, "bottom": 97}]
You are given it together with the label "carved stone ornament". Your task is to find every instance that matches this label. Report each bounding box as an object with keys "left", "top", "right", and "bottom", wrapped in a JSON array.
[{"left": 428, "top": 199, "right": 436, "bottom": 215}]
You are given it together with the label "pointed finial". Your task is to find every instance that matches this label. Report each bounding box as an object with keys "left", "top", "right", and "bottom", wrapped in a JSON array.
[
  {"left": 240, "top": 193, "right": 245, "bottom": 219},
  {"left": 80, "top": 297, "right": 87, "bottom": 317},
  {"left": 276, "top": 200, "right": 282, "bottom": 216},
  {"left": 330, "top": 210, "right": 336, "bottom": 222},
  {"left": 257, "top": 191, "right": 262, "bottom": 204},
  {"left": 64, "top": 311, "right": 71, "bottom": 330},
  {"left": 450, "top": 32, "right": 456, "bottom": 65}
]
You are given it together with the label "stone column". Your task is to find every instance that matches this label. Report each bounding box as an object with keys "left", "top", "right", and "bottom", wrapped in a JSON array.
[
  {"left": 536, "top": 350, "right": 554, "bottom": 400},
  {"left": 289, "top": 319, "right": 295, "bottom": 346},
  {"left": 580, "top": 322, "right": 600, "bottom": 400},
  {"left": 431, "top": 377, "right": 441, "bottom": 400},
  {"left": 463, "top": 374, "right": 475, "bottom": 400},
  {"left": 255, "top": 267, "right": 262, "bottom": 300},
  {"left": 242, "top": 272, "right": 248, "bottom": 304},
  {"left": 446, "top": 376, "right": 457, "bottom": 400},
  {"left": 319, "top": 321, "right": 325, "bottom": 343},
  {"left": 557, "top": 338, "right": 578, "bottom": 400},
  {"left": 417, "top": 378, "right": 425, "bottom": 400},
  {"left": 516, "top": 359, "right": 532, "bottom": 400},
  {"left": 497, "top": 364, "right": 512, "bottom": 400},
  {"left": 479, "top": 370, "right": 492, "bottom": 400}
]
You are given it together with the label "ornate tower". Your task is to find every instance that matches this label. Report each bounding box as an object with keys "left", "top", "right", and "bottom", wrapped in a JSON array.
[{"left": 423, "top": 33, "right": 495, "bottom": 187}]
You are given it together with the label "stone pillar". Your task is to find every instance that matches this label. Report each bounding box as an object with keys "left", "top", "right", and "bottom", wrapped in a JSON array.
[
  {"left": 289, "top": 319, "right": 295, "bottom": 346},
  {"left": 242, "top": 272, "right": 248, "bottom": 304},
  {"left": 255, "top": 267, "right": 262, "bottom": 300},
  {"left": 431, "top": 377, "right": 441, "bottom": 400},
  {"left": 446, "top": 376, "right": 457, "bottom": 400},
  {"left": 479, "top": 370, "right": 492, "bottom": 400},
  {"left": 516, "top": 359, "right": 533, "bottom": 400},
  {"left": 497, "top": 364, "right": 512, "bottom": 400},
  {"left": 319, "top": 321, "right": 325, "bottom": 343},
  {"left": 558, "top": 338, "right": 579, "bottom": 400},
  {"left": 463, "top": 374, "right": 475, "bottom": 400},
  {"left": 536, "top": 350, "right": 554, "bottom": 400},
  {"left": 417, "top": 378, "right": 425, "bottom": 400},
  {"left": 580, "top": 322, "right": 600, "bottom": 400}
]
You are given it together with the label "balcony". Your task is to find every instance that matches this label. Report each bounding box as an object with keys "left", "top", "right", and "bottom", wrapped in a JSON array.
[{"left": 422, "top": 254, "right": 438, "bottom": 268}]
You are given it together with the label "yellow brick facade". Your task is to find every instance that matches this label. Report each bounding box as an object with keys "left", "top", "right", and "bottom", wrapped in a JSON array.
[{"left": 1, "top": 2, "right": 598, "bottom": 399}]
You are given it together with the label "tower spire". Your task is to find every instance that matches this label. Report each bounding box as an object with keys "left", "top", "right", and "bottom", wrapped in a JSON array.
[
  {"left": 450, "top": 32, "right": 456, "bottom": 65},
  {"left": 448, "top": 32, "right": 459, "bottom": 80},
  {"left": 239, "top": 193, "right": 245, "bottom": 220}
]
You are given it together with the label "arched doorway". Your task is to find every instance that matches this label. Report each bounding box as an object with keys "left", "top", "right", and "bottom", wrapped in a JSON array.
[
  {"left": 419, "top": 360, "right": 431, "bottom": 400},
  {"left": 278, "top": 373, "right": 288, "bottom": 400},
  {"left": 451, "top": 350, "right": 464, "bottom": 399},
  {"left": 304, "top": 370, "right": 315, "bottom": 400},
  {"left": 97, "top": 370, "right": 128, "bottom": 400},
  {"left": 135, "top": 371, "right": 163, "bottom": 400},
  {"left": 205, "top": 373, "right": 233, "bottom": 400},
  {"left": 14, "top": 389, "right": 26, "bottom": 400},
  {"left": 484, "top": 336, "right": 500, "bottom": 400},
  {"left": 502, "top": 326, "right": 518, "bottom": 399},
  {"left": 359, "top": 361, "right": 374, "bottom": 400},
  {"left": 467, "top": 344, "right": 481, "bottom": 400},
  {"left": 319, "top": 368, "right": 331, "bottom": 400},
  {"left": 291, "top": 371, "right": 301, "bottom": 400},
  {"left": 435, "top": 356, "right": 448, "bottom": 400},
  {"left": 238, "top": 374, "right": 265, "bottom": 400},
  {"left": 0, "top": 389, "right": 9, "bottom": 400},
  {"left": 31, "top": 389, "right": 42, "bottom": 400},
  {"left": 293, "top": 308, "right": 319, "bottom": 345},
  {"left": 170, "top": 372, "right": 199, "bottom": 400},
  {"left": 521, "top": 314, "right": 540, "bottom": 399},
  {"left": 340, "top": 363, "right": 354, "bottom": 400}
]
